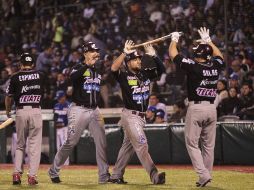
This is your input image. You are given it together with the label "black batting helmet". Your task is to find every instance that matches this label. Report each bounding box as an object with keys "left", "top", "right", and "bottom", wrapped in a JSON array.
[
  {"left": 193, "top": 44, "right": 213, "bottom": 60},
  {"left": 20, "top": 52, "right": 34, "bottom": 66}
]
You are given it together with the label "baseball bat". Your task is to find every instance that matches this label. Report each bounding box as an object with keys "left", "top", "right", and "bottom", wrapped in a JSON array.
[
  {"left": 130, "top": 32, "right": 183, "bottom": 49},
  {"left": 0, "top": 118, "right": 14, "bottom": 129}
]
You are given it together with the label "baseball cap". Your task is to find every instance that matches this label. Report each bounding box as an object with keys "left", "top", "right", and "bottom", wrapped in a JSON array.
[
  {"left": 156, "top": 109, "right": 165, "bottom": 119},
  {"left": 125, "top": 51, "right": 142, "bottom": 62},
  {"left": 82, "top": 41, "right": 100, "bottom": 53},
  {"left": 56, "top": 90, "right": 66, "bottom": 100},
  {"left": 230, "top": 73, "right": 239, "bottom": 80},
  {"left": 147, "top": 106, "right": 157, "bottom": 113}
]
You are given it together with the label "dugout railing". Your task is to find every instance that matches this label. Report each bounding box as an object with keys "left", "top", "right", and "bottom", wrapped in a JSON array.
[{"left": 0, "top": 112, "right": 254, "bottom": 165}]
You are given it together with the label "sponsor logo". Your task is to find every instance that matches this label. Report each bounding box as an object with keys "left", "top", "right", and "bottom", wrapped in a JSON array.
[
  {"left": 19, "top": 73, "right": 40, "bottom": 81},
  {"left": 21, "top": 85, "right": 40, "bottom": 93},
  {"left": 182, "top": 58, "right": 195, "bottom": 64},
  {"left": 196, "top": 87, "right": 217, "bottom": 97},
  {"left": 202, "top": 69, "right": 218, "bottom": 76},
  {"left": 19, "top": 95, "right": 41, "bottom": 103},
  {"left": 200, "top": 79, "right": 218, "bottom": 86}
]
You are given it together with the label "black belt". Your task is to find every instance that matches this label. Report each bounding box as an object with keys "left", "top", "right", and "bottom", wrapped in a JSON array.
[
  {"left": 17, "top": 105, "right": 40, "bottom": 109},
  {"left": 194, "top": 100, "right": 214, "bottom": 104},
  {"left": 132, "top": 111, "right": 145, "bottom": 118}
]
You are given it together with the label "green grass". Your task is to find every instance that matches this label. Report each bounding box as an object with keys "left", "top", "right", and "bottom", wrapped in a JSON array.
[{"left": 0, "top": 167, "right": 253, "bottom": 190}]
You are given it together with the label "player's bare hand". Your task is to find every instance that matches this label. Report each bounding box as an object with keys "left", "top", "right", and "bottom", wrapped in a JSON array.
[
  {"left": 171, "top": 32, "right": 181, "bottom": 43},
  {"left": 124, "top": 40, "right": 135, "bottom": 54},
  {"left": 198, "top": 27, "right": 211, "bottom": 43},
  {"left": 144, "top": 44, "right": 156, "bottom": 57}
]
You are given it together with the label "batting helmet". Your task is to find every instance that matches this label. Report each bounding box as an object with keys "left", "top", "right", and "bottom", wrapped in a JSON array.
[
  {"left": 193, "top": 44, "right": 213, "bottom": 60},
  {"left": 20, "top": 52, "right": 34, "bottom": 66},
  {"left": 82, "top": 41, "right": 100, "bottom": 53}
]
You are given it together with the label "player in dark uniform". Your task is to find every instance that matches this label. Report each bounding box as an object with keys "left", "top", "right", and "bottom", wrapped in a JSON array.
[
  {"left": 109, "top": 41, "right": 166, "bottom": 184},
  {"left": 168, "top": 27, "right": 225, "bottom": 187},
  {"left": 5, "top": 53, "right": 45, "bottom": 185},
  {"left": 48, "top": 41, "right": 110, "bottom": 184}
]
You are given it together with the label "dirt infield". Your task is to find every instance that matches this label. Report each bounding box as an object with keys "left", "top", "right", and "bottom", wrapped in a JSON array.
[{"left": 1, "top": 164, "right": 254, "bottom": 173}]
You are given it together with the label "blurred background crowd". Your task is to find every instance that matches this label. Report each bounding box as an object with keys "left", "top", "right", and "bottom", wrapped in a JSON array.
[{"left": 0, "top": 0, "right": 253, "bottom": 122}]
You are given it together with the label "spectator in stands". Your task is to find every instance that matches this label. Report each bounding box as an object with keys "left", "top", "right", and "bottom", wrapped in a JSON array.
[
  {"left": 217, "top": 87, "right": 241, "bottom": 118},
  {"left": 238, "top": 83, "right": 254, "bottom": 120},
  {"left": 228, "top": 74, "right": 240, "bottom": 90},
  {"left": 36, "top": 44, "right": 53, "bottom": 74},
  {"left": 145, "top": 106, "right": 157, "bottom": 124},
  {"left": 154, "top": 109, "right": 166, "bottom": 124},
  {"left": 149, "top": 93, "right": 167, "bottom": 121},
  {"left": 214, "top": 79, "right": 228, "bottom": 107},
  {"left": 168, "top": 100, "right": 186, "bottom": 123}
]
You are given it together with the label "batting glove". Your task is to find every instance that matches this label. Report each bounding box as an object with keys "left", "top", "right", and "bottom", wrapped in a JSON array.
[
  {"left": 123, "top": 40, "right": 135, "bottom": 54},
  {"left": 198, "top": 27, "right": 211, "bottom": 43},
  {"left": 171, "top": 32, "right": 181, "bottom": 43},
  {"left": 144, "top": 44, "right": 156, "bottom": 57}
]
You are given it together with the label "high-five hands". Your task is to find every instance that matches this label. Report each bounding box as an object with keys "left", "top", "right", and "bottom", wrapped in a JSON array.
[
  {"left": 123, "top": 40, "right": 135, "bottom": 54},
  {"left": 144, "top": 44, "right": 156, "bottom": 57},
  {"left": 197, "top": 27, "right": 211, "bottom": 43}
]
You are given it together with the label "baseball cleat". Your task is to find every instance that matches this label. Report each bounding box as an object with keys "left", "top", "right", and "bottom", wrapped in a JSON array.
[
  {"left": 154, "top": 172, "right": 166, "bottom": 184},
  {"left": 12, "top": 173, "right": 21, "bottom": 185},
  {"left": 196, "top": 179, "right": 211, "bottom": 187},
  {"left": 50, "top": 176, "right": 62, "bottom": 183},
  {"left": 28, "top": 175, "right": 38, "bottom": 185},
  {"left": 110, "top": 178, "right": 128, "bottom": 184}
]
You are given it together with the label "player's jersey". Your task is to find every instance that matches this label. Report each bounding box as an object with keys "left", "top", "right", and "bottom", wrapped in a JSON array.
[
  {"left": 112, "top": 57, "right": 165, "bottom": 112},
  {"left": 173, "top": 54, "right": 225, "bottom": 102},
  {"left": 70, "top": 63, "right": 102, "bottom": 107},
  {"left": 54, "top": 101, "right": 70, "bottom": 126},
  {"left": 6, "top": 69, "right": 45, "bottom": 107}
]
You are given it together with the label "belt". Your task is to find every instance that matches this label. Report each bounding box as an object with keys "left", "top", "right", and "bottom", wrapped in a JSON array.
[
  {"left": 189, "top": 100, "right": 214, "bottom": 105},
  {"left": 75, "top": 103, "right": 96, "bottom": 109},
  {"left": 17, "top": 105, "right": 40, "bottom": 109},
  {"left": 131, "top": 110, "right": 146, "bottom": 118}
]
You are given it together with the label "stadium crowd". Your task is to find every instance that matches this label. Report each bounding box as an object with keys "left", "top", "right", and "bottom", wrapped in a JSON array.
[{"left": 0, "top": 0, "right": 254, "bottom": 121}]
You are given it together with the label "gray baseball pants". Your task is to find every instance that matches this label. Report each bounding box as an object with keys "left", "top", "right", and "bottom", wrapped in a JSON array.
[
  {"left": 111, "top": 108, "right": 160, "bottom": 183},
  {"left": 14, "top": 106, "right": 42, "bottom": 177},
  {"left": 49, "top": 104, "right": 109, "bottom": 182},
  {"left": 185, "top": 101, "right": 217, "bottom": 184}
]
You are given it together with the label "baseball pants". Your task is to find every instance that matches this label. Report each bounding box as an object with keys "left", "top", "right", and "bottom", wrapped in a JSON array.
[
  {"left": 185, "top": 102, "right": 217, "bottom": 183},
  {"left": 111, "top": 108, "right": 160, "bottom": 183},
  {"left": 14, "top": 106, "right": 42, "bottom": 176},
  {"left": 49, "top": 104, "right": 109, "bottom": 182},
  {"left": 56, "top": 127, "right": 69, "bottom": 165}
]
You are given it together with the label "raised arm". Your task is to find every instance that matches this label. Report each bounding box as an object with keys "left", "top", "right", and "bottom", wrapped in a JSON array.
[
  {"left": 111, "top": 40, "right": 135, "bottom": 71},
  {"left": 168, "top": 32, "right": 181, "bottom": 61},
  {"left": 144, "top": 44, "right": 165, "bottom": 76},
  {"left": 198, "top": 27, "right": 223, "bottom": 59}
]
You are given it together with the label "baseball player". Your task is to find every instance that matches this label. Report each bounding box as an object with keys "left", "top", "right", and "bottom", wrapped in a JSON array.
[
  {"left": 48, "top": 41, "right": 110, "bottom": 184},
  {"left": 5, "top": 53, "right": 45, "bottom": 185},
  {"left": 110, "top": 41, "right": 166, "bottom": 184},
  {"left": 168, "top": 27, "right": 225, "bottom": 187},
  {"left": 53, "top": 90, "right": 70, "bottom": 165}
]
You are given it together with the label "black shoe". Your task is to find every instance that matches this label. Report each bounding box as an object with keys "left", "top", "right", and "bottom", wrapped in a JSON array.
[
  {"left": 155, "top": 172, "right": 166, "bottom": 184},
  {"left": 110, "top": 178, "right": 127, "bottom": 184},
  {"left": 196, "top": 179, "right": 211, "bottom": 187},
  {"left": 50, "top": 177, "right": 62, "bottom": 183}
]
